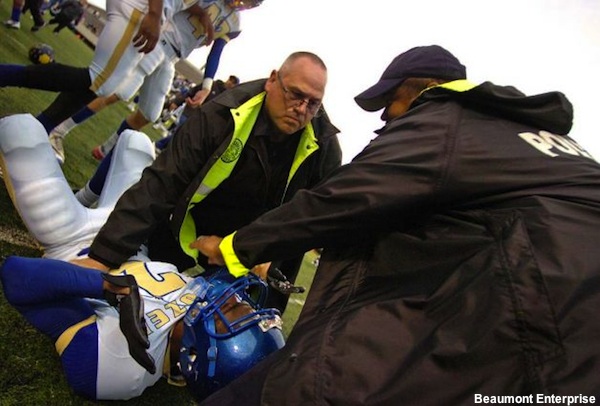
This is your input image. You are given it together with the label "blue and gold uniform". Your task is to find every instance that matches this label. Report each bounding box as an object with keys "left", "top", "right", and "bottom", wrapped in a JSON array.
[{"left": 1, "top": 257, "right": 193, "bottom": 400}]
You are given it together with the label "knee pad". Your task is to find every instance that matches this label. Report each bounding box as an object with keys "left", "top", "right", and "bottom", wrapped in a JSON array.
[
  {"left": 0, "top": 114, "right": 48, "bottom": 154},
  {"left": 118, "top": 129, "right": 155, "bottom": 160},
  {"left": 0, "top": 114, "right": 90, "bottom": 257},
  {"left": 96, "top": 130, "right": 155, "bottom": 209},
  {"left": 0, "top": 114, "right": 64, "bottom": 185}
]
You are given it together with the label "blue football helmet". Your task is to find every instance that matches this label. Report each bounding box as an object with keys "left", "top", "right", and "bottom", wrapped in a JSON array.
[{"left": 179, "top": 269, "right": 285, "bottom": 401}]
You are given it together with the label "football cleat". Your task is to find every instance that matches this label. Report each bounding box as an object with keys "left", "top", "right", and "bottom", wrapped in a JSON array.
[
  {"left": 48, "top": 134, "right": 65, "bottom": 164},
  {"left": 4, "top": 19, "right": 20, "bottom": 29},
  {"left": 91, "top": 145, "right": 105, "bottom": 161},
  {"left": 31, "top": 22, "right": 47, "bottom": 32}
]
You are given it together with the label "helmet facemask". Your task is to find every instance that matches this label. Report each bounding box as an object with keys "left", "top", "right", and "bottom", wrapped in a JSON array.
[{"left": 179, "top": 270, "right": 285, "bottom": 401}]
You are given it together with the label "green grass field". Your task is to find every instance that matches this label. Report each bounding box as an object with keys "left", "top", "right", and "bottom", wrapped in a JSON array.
[{"left": 0, "top": 3, "right": 316, "bottom": 404}]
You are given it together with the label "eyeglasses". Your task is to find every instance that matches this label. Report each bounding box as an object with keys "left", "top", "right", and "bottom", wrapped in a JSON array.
[{"left": 277, "top": 73, "right": 322, "bottom": 116}]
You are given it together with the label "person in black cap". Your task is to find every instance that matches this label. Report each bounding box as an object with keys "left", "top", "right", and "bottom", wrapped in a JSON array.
[{"left": 195, "top": 44, "right": 600, "bottom": 404}]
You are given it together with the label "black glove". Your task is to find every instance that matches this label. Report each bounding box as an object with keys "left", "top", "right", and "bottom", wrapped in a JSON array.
[
  {"left": 102, "top": 273, "right": 156, "bottom": 374},
  {"left": 267, "top": 267, "right": 306, "bottom": 295}
]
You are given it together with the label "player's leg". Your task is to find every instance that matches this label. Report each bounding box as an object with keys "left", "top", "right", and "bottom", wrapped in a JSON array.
[
  {"left": 95, "top": 129, "right": 155, "bottom": 209},
  {"left": 0, "top": 256, "right": 103, "bottom": 398},
  {"left": 0, "top": 62, "right": 91, "bottom": 91},
  {"left": 28, "top": 0, "right": 45, "bottom": 30},
  {"left": 91, "top": 47, "right": 167, "bottom": 159},
  {"left": 95, "top": 53, "right": 175, "bottom": 159},
  {"left": 136, "top": 58, "right": 176, "bottom": 129},
  {"left": 1, "top": 257, "right": 104, "bottom": 320},
  {"left": 89, "top": 0, "right": 148, "bottom": 97},
  {"left": 0, "top": 256, "right": 149, "bottom": 400},
  {"left": 51, "top": 95, "right": 120, "bottom": 140},
  {"left": 76, "top": 128, "right": 154, "bottom": 208},
  {"left": 0, "top": 114, "right": 97, "bottom": 260},
  {"left": 49, "top": 94, "right": 121, "bottom": 164},
  {"left": 36, "top": 89, "right": 99, "bottom": 133},
  {"left": 4, "top": 0, "right": 24, "bottom": 28},
  {"left": 113, "top": 43, "right": 166, "bottom": 108}
]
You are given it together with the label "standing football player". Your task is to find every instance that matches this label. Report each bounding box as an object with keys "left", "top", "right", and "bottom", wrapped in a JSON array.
[
  {"left": 0, "top": 0, "right": 213, "bottom": 133},
  {"left": 48, "top": 0, "right": 262, "bottom": 165}
]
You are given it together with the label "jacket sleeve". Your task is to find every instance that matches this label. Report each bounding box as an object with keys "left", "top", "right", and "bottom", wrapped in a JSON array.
[
  {"left": 89, "top": 111, "right": 220, "bottom": 268},
  {"left": 224, "top": 105, "right": 456, "bottom": 271}
]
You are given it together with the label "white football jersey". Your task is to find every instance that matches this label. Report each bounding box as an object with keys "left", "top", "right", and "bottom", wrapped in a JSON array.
[
  {"left": 163, "top": 0, "right": 199, "bottom": 23},
  {"left": 163, "top": 0, "right": 241, "bottom": 59},
  {"left": 94, "top": 261, "right": 194, "bottom": 399}
]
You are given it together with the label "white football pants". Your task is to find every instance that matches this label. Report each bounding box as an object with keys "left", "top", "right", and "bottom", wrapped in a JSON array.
[{"left": 0, "top": 114, "right": 155, "bottom": 261}]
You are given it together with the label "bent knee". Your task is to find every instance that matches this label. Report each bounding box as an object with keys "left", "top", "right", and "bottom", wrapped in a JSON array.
[
  {"left": 0, "top": 114, "right": 48, "bottom": 154},
  {"left": 118, "top": 130, "right": 155, "bottom": 160}
]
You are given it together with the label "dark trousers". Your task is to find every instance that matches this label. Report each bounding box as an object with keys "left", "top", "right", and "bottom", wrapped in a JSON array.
[
  {"left": 49, "top": 17, "right": 71, "bottom": 32},
  {"left": 23, "top": 0, "right": 45, "bottom": 26}
]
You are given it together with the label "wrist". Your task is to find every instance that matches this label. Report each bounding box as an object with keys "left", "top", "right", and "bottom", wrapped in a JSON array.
[{"left": 202, "top": 78, "right": 214, "bottom": 91}]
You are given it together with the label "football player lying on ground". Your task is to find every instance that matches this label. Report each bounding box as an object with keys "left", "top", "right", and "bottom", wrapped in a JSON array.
[
  {"left": 0, "top": 114, "right": 284, "bottom": 401},
  {"left": 0, "top": 258, "right": 285, "bottom": 401}
]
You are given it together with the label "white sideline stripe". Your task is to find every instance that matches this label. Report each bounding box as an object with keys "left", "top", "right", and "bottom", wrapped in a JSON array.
[{"left": 289, "top": 298, "right": 305, "bottom": 306}]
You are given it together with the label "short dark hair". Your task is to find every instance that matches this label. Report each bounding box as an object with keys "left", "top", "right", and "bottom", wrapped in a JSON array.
[{"left": 281, "top": 51, "right": 327, "bottom": 73}]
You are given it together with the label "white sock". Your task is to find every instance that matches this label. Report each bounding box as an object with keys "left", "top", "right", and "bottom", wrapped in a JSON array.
[
  {"left": 75, "top": 182, "right": 99, "bottom": 207},
  {"left": 50, "top": 117, "right": 77, "bottom": 139},
  {"left": 101, "top": 132, "right": 119, "bottom": 155}
]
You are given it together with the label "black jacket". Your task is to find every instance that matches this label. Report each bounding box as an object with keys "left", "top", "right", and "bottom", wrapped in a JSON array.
[
  {"left": 202, "top": 81, "right": 600, "bottom": 404},
  {"left": 89, "top": 80, "right": 342, "bottom": 270}
]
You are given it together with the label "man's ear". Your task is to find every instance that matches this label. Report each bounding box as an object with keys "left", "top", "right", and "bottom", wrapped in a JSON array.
[{"left": 265, "top": 70, "right": 278, "bottom": 92}]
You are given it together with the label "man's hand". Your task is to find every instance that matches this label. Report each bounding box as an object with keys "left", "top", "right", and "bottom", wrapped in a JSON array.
[
  {"left": 133, "top": 0, "right": 162, "bottom": 53},
  {"left": 190, "top": 235, "right": 225, "bottom": 265},
  {"left": 70, "top": 257, "right": 110, "bottom": 272},
  {"left": 250, "top": 262, "right": 271, "bottom": 280},
  {"left": 185, "top": 88, "right": 211, "bottom": 108}
]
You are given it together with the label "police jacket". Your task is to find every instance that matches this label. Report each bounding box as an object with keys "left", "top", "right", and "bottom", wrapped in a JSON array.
[
  {"left": 206, "top": 80, "right": 600, "bottom": 404},
  {"left": 89, "top": 79, "right": 341, "bottom": 269}
]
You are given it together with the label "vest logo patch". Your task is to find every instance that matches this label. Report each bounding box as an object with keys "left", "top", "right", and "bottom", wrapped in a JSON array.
[{"left": 221, "top": 139, "right": 243, "bottom": 163}]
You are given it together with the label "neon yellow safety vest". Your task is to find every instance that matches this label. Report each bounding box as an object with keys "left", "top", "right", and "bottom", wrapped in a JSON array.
[
  {"left": 179, "top": 91, "right": 321, "bottom": 261},
  {"left": 420, "top": 79, "right": 477, "bottom": 96}
]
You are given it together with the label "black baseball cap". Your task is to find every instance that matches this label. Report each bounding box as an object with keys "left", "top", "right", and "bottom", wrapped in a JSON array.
[{"left": 355, "top": 45, "right": 467, "bottom": 111}]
